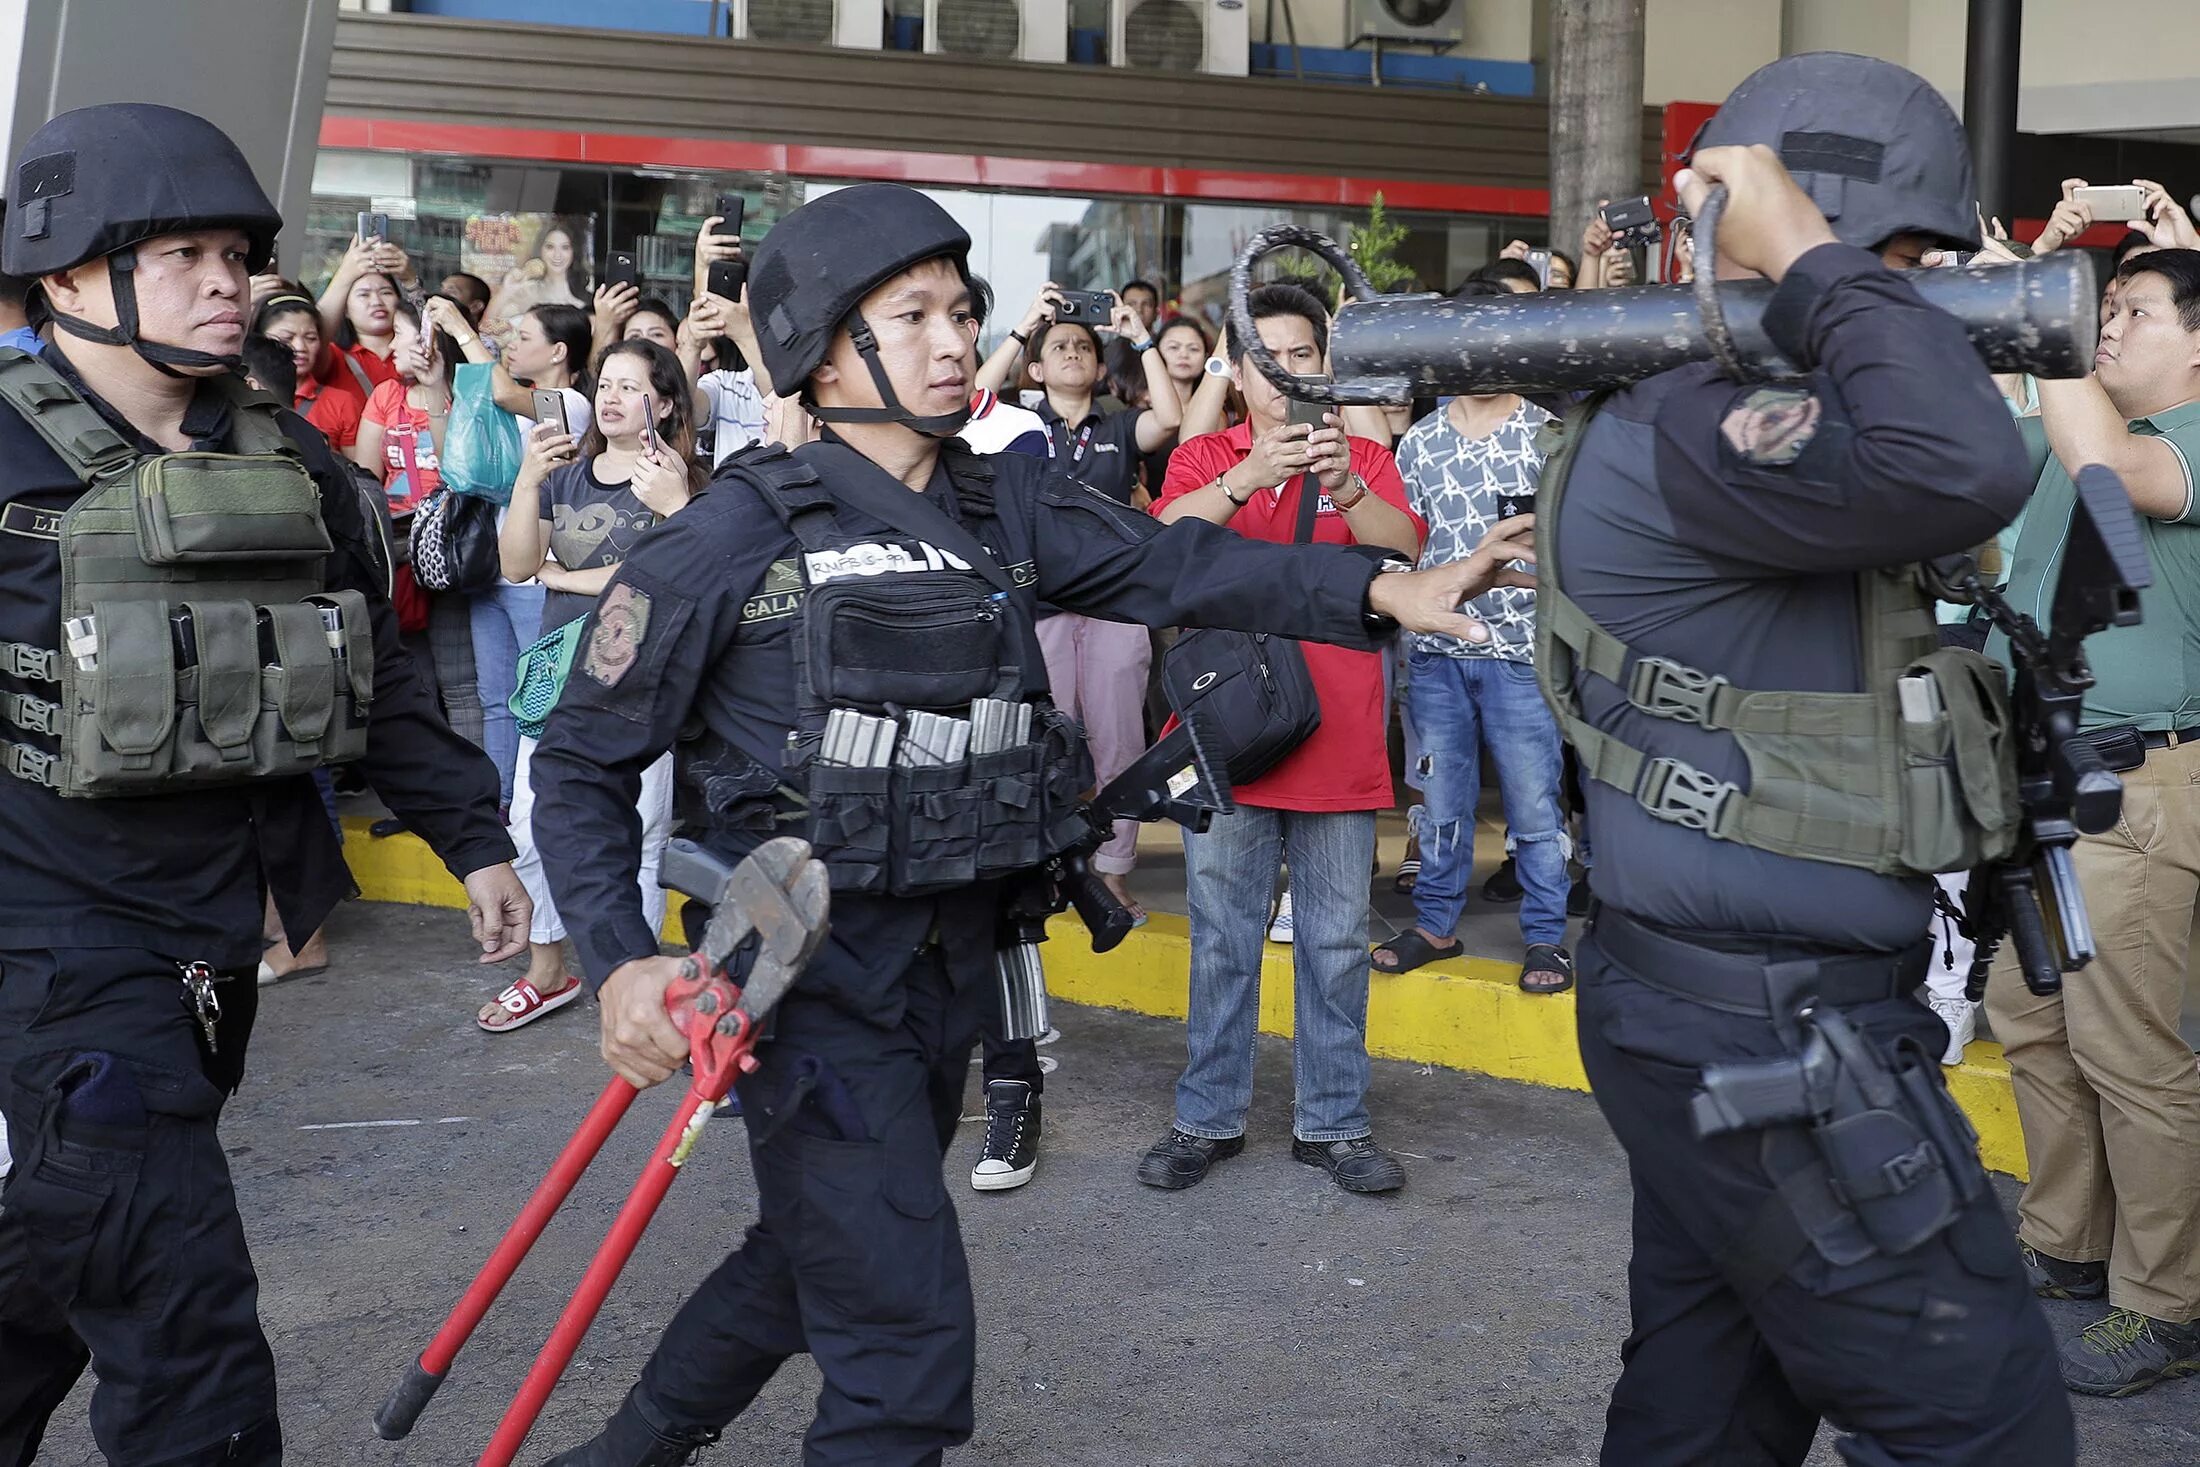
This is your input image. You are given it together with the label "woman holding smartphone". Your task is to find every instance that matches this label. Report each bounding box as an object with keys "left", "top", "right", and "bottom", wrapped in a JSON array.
[
  {"left": 427, "top": 296, "right": 595, "bottom": 809},
  {"left": 350, "top": 300, "right": 451, "bottom": 515},
  {"left": 477, "top": 338, "right": 701, "bottom": 1033}
]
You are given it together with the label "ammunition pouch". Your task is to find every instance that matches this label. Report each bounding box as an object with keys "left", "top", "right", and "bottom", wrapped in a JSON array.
[
  {"left": 724, "top": 444, "right": 1096, "bottom": 897},
  {"left": 0, "top": 354, "right": 371, "bottom": 797}
]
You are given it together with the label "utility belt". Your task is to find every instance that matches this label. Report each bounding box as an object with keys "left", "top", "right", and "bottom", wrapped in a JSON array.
[
  {"left": 791, "top": 569, "right": 1092, "bottom": 897},
  {"left": 1588, "top": 904, "right": 1928, "bottom": 1016},
  {"left": 1592, "top": 904, "right": 1985, "bottom": 1281}
]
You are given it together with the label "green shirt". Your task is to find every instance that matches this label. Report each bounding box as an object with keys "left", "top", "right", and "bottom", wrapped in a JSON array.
[{"left": 1995, "top": 398, "right": 2200, "bottom": 732}]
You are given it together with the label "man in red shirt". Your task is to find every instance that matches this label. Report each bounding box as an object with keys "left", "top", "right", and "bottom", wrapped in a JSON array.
[{"left": 1140, "top": 283, "right": 1426, "bottom": 1195}]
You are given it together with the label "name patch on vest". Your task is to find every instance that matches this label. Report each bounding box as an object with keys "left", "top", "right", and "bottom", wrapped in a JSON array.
[
  {"left": 1, "top": 503, "right": 63, "bottom": 540},
  {"left": 803, "top": 540, "right": 975, "bottom": 584}
]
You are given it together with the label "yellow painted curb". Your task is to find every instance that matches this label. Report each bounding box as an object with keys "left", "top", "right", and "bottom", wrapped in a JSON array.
[{"left": 343, "top": 816, "right": 2030, "bottom": 1179}]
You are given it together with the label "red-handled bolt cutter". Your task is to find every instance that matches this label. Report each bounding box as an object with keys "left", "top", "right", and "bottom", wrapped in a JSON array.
[{"left": 375, "top": 836, "right": 829, "bottom": 1465}]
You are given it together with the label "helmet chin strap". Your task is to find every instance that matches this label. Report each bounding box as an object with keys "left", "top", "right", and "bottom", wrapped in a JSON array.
[
  {"left": 45, "top": 250, "right": 243, "bottom": 378},
  {"left": 804, "top": 314, "right": 971, "bottom": 439}
]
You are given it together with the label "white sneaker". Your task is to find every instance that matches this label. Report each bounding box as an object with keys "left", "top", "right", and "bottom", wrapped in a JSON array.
[
  {"left": 1929, "top": 994, "right": 1978, "bottom": 1066},
  {"left": 1268, "top": 889, "right": 1294, "bottom": 945}
]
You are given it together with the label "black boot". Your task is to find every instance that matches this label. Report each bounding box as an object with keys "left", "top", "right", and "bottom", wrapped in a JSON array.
[{"left": 539, "top": 1390, "right": 721, "bottom": 1466}]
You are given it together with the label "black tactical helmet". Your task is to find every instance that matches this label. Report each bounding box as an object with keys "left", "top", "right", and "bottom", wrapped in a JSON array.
[
  {"left": 749, "top": 183, "right": 974, "bottom": 436},
  {"left": 1691, "top": 52, "right": 1980, "bottom": 254},
  {"left": 4, "top": 103, "right": 282, "bottom": 373}
]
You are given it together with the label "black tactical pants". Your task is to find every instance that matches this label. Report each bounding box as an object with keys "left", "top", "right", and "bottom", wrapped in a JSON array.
[
  {"left": 980, "top": 1031, "right": 1043, "bottom": 1093},
  {"left": 0, "top": 947, "right": 279, "bottom": 1466},
  {"left": 631, "top": 949, "right": 981, "bottom": 1466},
  {"left": 1575, "top": 933, "right": 2073, "bottom": 1467}
]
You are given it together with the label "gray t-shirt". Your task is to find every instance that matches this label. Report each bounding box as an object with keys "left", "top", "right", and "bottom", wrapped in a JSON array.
[
  {"left": 539, "top": 458, "right": 659, "bottom": 634},
  {"left": 1394, "top": 397, "right": 1551, "bottom": 662}
]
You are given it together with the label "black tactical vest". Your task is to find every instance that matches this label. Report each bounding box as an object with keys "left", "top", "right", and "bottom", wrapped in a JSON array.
[{"left": 706, "top": 442, "right": 1093, "bottom": 896}]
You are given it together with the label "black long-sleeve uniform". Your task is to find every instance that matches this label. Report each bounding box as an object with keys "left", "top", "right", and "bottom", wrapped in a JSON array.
[
  {"left": 1561, "top": 246, "right": 2074, "bottom": 1464},
  {"left": 525, "top": 436, "right": 1396, "bottom": 1462},
  {"left": 0, "top": 346, "right": 513, "bottom": 1467}
]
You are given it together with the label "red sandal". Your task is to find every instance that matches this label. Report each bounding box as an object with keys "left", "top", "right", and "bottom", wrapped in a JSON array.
[{"left": 478, "top": 975, "right": 585, "bottom": 1034}]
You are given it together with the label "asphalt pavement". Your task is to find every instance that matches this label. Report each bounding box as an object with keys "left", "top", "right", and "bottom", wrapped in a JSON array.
[{"left": 24, "top": 899, "right": 2200, "bottom": 1466}]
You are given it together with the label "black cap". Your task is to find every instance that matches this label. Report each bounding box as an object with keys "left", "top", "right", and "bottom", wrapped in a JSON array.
[
  {"left": 4, "top": 103, "right": 281, "bottom": 279},
  {"left": 749, "top": 183, "right": 972, "bottom": 394},
  {"left": 1691, "top": 53, "right": 1979, "bottom": 254}
]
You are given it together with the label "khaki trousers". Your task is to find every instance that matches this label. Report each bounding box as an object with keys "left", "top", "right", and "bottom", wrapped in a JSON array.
[{"left": 1986, "top": 736, "right": 2200, "bottom": 1322}]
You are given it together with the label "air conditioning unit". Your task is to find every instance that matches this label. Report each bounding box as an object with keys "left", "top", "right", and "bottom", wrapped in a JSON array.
[
  {"left": 1348, "top": 0, "right": 1464, "bottom": 45},
  {"left": 733, "top": 0, "right": 884, "bottom": 49},
  {"left": 925, "top": 0, "right": 1069, "bottom": 63},
  {"left": 1109, "top": 0, "right": 1248, "bottom": 74}
]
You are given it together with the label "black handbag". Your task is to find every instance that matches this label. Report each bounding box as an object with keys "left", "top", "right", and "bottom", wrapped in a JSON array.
[
  {"left": 411, "top": 488, "right": 502, "bottom": 594},
  {"left": 1159, "top": 469, "right": 1324, "bottom": 786}
]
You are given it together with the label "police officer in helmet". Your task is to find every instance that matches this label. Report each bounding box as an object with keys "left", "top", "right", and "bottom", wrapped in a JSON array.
[
  {"left": 528, "top": 181, "right": 1522, "bottom": 1464},
  {"left": 1542, "top": 54, "right": 2074, "bottom": 1462},
  {"left": 0, "top": 105, "right": 527, "bottom": 1464}
]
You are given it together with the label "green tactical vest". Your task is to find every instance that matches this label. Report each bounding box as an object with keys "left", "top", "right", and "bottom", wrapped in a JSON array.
[
  {"left": 1532, "top": 396, "right": 2020, "bottom": 877},
  {"left": 0, "top": 350, "right": 375, "bottom": 798}
]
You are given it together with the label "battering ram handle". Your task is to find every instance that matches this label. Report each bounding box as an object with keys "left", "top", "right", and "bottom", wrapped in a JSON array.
[{"left": 1225, "top": 224, "right": 1411, "bottom": 407}]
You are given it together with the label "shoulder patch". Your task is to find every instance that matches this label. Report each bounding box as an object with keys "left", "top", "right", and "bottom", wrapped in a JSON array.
[
  {"left": 582, "top": 582, "right": 652, "bottom": 687},
  {"left": 1720, "top": 387, "right": 1823, "bottom": 466}
]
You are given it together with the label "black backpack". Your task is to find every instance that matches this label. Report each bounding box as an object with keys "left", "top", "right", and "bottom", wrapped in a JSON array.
[{"left": 1159, "top": 469, "right": 1324, "bottom": 786}]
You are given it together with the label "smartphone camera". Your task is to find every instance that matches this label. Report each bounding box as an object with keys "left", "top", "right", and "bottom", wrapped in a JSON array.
[
  {"left": 357, "top": 211, "right": 390, "bottom": 243},
  {"left": 707, "top": 258, "right": 748, "bottom": 301}
]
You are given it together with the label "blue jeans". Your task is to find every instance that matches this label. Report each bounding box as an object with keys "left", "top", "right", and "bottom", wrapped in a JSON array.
[
  {"left": 1177, "top": 805, "right": 1379, "bottom": 1143},
  {"left": 1408, "top": 650, "right": 1568, "bottom": 949},
  {"left": 469, "top": 580, "right": 544, "bottom": 805}
]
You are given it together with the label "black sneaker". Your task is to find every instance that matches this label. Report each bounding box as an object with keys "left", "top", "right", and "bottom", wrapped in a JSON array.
[
  {"left": 970, "top": 1080, "right": 1041, "bottom": 1192},
  {"left": 539, "top": 1392, "right": 721, "bottom": 1465},
  {"left": 1292, "top": 1135, "right": 1405, "bottom": 1193},
  {"left": 2023, "top": 1244, "right": 2108, "bottom": 1301},
  {"left": 1520, "top": 943, "right": 1575, "bottom": 994},
  {"left": 2059, "top": 1308, "right": 2200, "bottom": 1397},
  {"left": 1135, "top": 1128, "right": 1244, "bottom": 1190},
  {"left": 1481, "top": 857, "right": 1523, "bottom": 904}
]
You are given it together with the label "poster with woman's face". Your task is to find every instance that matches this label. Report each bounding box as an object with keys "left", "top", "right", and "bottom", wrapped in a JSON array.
[{"left": 469, "top": 213, "right": 594, "bottom": 337}]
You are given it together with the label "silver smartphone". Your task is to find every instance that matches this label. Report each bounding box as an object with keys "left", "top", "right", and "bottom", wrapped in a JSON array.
[{"left": 2073, "top": 184, "right": 2148, "bottom": 223}]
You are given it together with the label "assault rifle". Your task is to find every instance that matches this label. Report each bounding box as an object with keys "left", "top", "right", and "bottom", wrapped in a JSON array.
[{"left": 1928, "top": 465, "right": 2151, "bottom": 998}]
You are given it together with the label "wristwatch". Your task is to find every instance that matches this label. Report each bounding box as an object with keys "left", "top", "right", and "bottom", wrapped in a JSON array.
[
  {"left": 1204, "top": 356, "right": 1231, "bottom": 379},
  {"left": 1134, "top": 337, "right": 1156, "bottom": 353},
  {"left": 1215, "top": 473, "right": 1248, "bottom": 507},
  {"left": 1361, "top": 556, "right": 1414, "bottom": 636},
  {"left": 1331, "top": 472, "right": 1369, "bottom": 510}
]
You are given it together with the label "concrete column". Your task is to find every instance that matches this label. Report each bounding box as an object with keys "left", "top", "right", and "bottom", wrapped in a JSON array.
[{"left": 0, "top": 0, "right": 339, "bottom": 277}]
